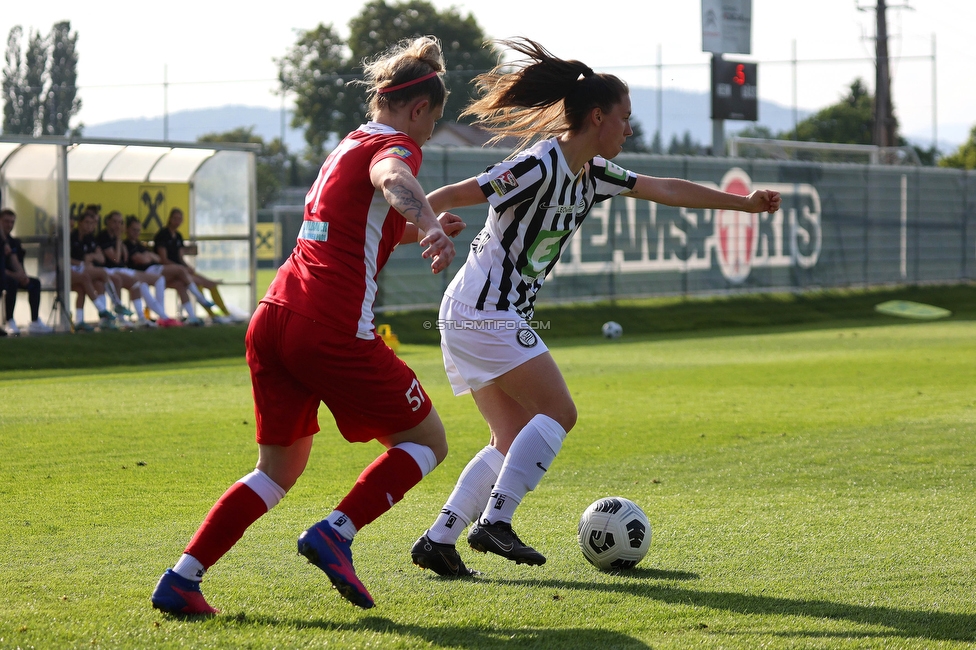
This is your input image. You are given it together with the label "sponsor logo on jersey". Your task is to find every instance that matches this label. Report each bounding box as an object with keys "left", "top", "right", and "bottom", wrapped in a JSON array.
[
  {"left": 540, "top": 203, "right": 575, "bottom": 213},
  {"left": 523, "top": 229, "right": 570, "bottom": 278},
  {"left": 540, "top": 199, "right": 585, "bottom": 214},
  {"left": 489, "top": 170, "right": 519, "bottom": 197},
  {"left": 387, "top": 146, "right": 412, "bottom": 159},
  {"left": 298, "top": 220, "right": 329, "bottom": 242},
  {"left": 516, "top": 328, "right": 538, "bottom": 348}
]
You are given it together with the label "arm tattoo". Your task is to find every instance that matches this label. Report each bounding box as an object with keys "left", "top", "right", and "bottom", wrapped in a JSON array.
[{"left": 388, "top": 183, "right": 424, "bottom": 221}]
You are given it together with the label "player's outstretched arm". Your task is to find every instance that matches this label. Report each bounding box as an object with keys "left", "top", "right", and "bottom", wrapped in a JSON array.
[
  {"left": 427, "top": 178, "right": 486, "bottom": 215},
  {"left": 623, "top": 175, "right": 781, "bottom": 214}
]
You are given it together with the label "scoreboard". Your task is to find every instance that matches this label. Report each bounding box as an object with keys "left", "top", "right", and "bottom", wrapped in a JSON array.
[{"left": 710, "top": 59, "right": 757, "bottom": 122}]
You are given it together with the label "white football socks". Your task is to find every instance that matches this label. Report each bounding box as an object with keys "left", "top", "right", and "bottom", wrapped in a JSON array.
[
  {"left": 428, "top": 445, "right": 504, "bottom": 545},
  {"left": 188, "top": 282, "right": 209, "bottom": 305},
  {"left": 482, "top": 414, "right": 566, "bottom": 525},
  {"left": 154, "top": 276, "right": 167, "bottom": 303},
  {"left": 137, "top": 282, "right": 170, "bottom": 319},
  {"left": 326, "top": 510, "right": 358, "bottom": 541},
  {"left": 173, "top": 554, "right": 206, "bottom": 582}
]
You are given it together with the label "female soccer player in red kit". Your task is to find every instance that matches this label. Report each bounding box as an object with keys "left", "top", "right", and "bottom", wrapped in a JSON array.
[{"left": 152, "top": 36, "right": 463, "bottom": 613}]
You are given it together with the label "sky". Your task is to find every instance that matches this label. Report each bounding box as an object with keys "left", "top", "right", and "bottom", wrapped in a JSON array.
[{"left": 1, "top": 0, "right": 973, "bottom": 148}]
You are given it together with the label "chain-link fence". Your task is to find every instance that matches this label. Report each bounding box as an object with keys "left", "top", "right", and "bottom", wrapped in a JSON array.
[{"left": 261, "top": 146, "right": 975, "bottom": 312}]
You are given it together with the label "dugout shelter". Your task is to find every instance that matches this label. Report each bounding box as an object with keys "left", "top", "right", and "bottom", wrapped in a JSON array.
[{"left": 0, "top": 136, "right": 257, "bottom": 329}]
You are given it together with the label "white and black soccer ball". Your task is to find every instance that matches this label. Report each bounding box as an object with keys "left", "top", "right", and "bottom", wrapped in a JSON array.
[
  {"left": 601, "top": 321, "right": 623, "bottom": 339},
  {"left": 577, "top": 496, "right": 651, "bottom": 571}
]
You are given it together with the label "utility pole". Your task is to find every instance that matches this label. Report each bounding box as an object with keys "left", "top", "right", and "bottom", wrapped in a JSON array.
[
  {"left": 859, "top": 0, "right": 912, "bottom": 148},
  {"left": 711, "top": 52, "right": 725, "bottom": 156},
  {"left": 873, "top": 0, "right": 894, "bottom": 147}
]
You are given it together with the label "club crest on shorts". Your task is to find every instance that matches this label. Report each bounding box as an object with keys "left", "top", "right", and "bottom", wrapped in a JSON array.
[{"left": 516, "top": 327, "right": 538, "bottom": 348}]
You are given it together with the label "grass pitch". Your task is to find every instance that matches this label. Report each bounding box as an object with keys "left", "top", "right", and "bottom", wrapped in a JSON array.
[{"left": 1, "top": 288, "right": 975, "bottom": 649}]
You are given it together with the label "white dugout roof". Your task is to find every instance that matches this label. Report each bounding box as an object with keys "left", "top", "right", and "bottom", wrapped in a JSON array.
[
  {"left": 0, "top": 137, "right": 258, "bottom": 329},
  {"left": 0, "top": 140, "right": 236, "bottom": 182}
]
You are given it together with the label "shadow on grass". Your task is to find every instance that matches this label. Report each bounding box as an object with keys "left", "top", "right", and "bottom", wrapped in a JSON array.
[
  {"left": 616, "top": 567, "right": 700, "bottom": 581},
  {"left": 220, "top": 613, "right": 650, "bottom": 649},
  {"left": 490, "top": 578, "right": 976, "bottom": 643}
]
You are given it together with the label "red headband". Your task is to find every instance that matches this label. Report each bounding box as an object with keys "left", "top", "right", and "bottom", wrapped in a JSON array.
[{"left": 377, "top": 71, "right": 439, "bottom": 94}]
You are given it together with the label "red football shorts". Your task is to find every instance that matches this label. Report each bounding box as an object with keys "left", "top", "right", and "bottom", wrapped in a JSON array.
[{"left": 246, "top": 302, "right": 432, "bottom": 446}]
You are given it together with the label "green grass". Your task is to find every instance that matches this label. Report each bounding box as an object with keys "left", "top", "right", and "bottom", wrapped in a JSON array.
[
  {"left": 377, "top": 282, "right": 976, "bottom": 345},
  {"left": 0, "top": 324, "right": 247, "bottom": 372},
  {"left": 2, "top": 286, "right": 976, "bottom": 648},
  {"left": 3, "top": 283, "right": 974, "bottom": 371}
]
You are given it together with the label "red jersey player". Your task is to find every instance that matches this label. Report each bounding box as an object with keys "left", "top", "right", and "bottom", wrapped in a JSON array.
[{"left": 151, "top": 36, "right": 463, "bottom": 614}]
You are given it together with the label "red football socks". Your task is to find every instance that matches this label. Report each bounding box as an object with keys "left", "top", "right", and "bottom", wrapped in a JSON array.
[
  {"left": 335, "top": 447, "right": 423, "bottom": 530},
  {"left": 184, "top": 482, "right": 269, "bottom": 568}
]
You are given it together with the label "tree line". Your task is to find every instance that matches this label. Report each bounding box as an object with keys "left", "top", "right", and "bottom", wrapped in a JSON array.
[{"left": 3, "top": 21, "right": 80, "bottom": 137}]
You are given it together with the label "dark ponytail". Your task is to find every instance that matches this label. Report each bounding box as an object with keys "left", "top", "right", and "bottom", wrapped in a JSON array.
[{"left": 462, "top": 38, "right": 628, "bottom": 147}]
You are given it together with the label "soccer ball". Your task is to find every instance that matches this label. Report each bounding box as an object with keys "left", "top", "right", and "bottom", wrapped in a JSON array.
[
  {"left": 577, "top": 497, "right": 651, "bottom": 571},
  {"left": 601, "top": 321, "right": 623, "bottom": 339}
]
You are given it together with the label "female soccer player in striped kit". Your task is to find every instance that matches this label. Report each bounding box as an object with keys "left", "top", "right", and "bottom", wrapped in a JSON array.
[
  {"left": 152, "top": 36, "right": 463, "bottom": 613},
  {"left": 410, "top": 38, "right": 781, "bottom": 576}
]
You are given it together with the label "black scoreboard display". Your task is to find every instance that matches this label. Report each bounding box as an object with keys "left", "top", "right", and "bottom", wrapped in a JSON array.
[{"left": 710, "top": 59, "right": 757, "bottom": 121}]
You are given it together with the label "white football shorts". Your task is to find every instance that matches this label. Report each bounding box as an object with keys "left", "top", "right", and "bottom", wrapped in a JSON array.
[{"left": 439, "top": 296, "right": 549, "bottom": 396}]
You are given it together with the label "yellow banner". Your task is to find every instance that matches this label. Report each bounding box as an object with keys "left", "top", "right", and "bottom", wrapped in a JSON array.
[
  {"left": 69, "top": 181, "right": 191, "bottom": 239},
  {"left": 255, "top": 222, "right": 280, "bottom": 261}
]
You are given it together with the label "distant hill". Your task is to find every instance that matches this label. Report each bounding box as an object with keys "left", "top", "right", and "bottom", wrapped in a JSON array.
[
  {"left": 80, "top": 91, "right": 803, "bottom": 153},
  {"left": 628, "top": 86, "right": 811, "bottom": 146},
  {"left": 81, "top": 105, "right": 308, "bottom": 151},
  {"left": 628, "top": 87, "right": 966, "bottom": 152},
  {"left": 79, "top": 92, "right": 963, "bottom": 154}
]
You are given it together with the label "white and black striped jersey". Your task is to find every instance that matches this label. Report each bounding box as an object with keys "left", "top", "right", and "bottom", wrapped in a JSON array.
[{"left": 445, "top": 138, "right": 637, "bottom": 319}]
